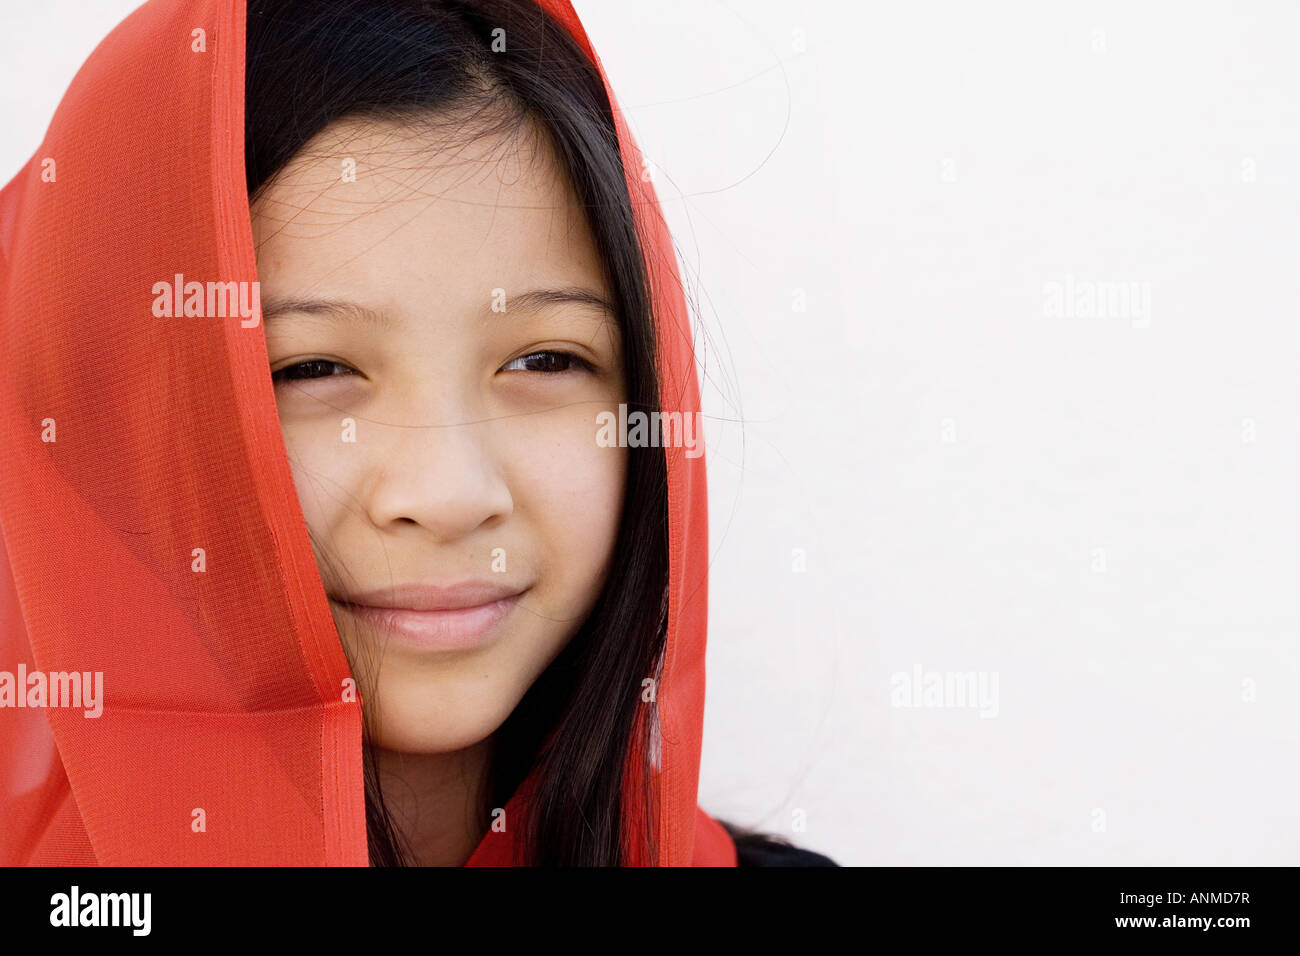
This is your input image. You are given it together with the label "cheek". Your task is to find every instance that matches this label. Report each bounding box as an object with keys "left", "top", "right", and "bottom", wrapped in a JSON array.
[
  {"left": 277, "top": 418, "right": 358, "bottom": 546},
  {"left": 505, "top": 408, "right": 627, "bottom": 605}
]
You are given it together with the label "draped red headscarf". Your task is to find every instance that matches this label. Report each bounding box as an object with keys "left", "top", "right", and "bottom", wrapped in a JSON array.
[{"left": 0, "top": 0, "right": 734, "bottom": 866}]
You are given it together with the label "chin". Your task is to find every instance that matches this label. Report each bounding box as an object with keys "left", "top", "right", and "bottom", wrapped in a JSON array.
[
  {"left": 373, "top": 725, "right": 496, "bottom": 756},
  {"left": 366, "top": 679, "right": 522, "bottom": 756}
]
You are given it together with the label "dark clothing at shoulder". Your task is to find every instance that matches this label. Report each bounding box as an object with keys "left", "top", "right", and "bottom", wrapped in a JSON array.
[
  {"left": 734, "top": 836, "right": 839, "bottom": 867},
  {"left": 719, "top": 821, "right": 839, "bottom": 867}
]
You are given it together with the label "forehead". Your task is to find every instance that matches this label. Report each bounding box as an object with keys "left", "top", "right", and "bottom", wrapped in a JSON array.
[{"left": 250, "top": 115, "right": 608, "bottom": 309}]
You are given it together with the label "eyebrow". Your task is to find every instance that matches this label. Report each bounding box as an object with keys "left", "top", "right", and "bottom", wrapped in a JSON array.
[{"left": 260, "top": 286, "right": 617, "bottom": 328}]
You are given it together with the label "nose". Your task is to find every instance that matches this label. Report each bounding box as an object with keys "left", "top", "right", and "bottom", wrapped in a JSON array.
[{"left": 361, "top": 412, "right": 513, "bottom": 543}]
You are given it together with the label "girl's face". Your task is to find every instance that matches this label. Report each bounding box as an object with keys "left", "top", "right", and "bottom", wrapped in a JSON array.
[{"left": 251, "top": 116, "right": 627, "bottom": 754}]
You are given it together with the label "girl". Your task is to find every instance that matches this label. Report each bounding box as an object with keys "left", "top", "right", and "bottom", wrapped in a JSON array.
[{"left": 0, "top": 0, "right": 835, "bottom": 866}]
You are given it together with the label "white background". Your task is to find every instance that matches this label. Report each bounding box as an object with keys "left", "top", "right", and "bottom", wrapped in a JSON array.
[{"left": 5, "top": 1, "right": 1300, "bottom": 866}]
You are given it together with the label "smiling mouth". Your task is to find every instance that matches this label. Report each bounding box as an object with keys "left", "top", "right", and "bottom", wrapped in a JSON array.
[{"left": 332, "top": 590, "right": 526, "bottom": 652}]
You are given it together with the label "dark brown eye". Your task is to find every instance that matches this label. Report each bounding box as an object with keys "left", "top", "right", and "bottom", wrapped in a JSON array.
[
  {"left": 501, "top": 351, "right": 589, "bottom": 373},
  {"left": 271, "top": 360, "right": 355, "bottom": 383}
]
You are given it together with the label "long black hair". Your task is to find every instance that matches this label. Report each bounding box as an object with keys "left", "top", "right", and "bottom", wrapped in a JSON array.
[{"left": 245, "top": 0, "right": 668, "bottom": 865}]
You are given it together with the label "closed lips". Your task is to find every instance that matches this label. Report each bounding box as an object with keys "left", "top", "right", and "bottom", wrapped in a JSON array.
[
  {"left": 330, "top": 583, "right": 529, "bottom": 651},
  {"left": 335, "top": 581, "right": 528, "bottom": 612}
]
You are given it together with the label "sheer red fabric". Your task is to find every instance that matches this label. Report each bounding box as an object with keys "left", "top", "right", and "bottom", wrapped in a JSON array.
[{"left": 0, "top": 0, "right": 734, "bottom": 866}]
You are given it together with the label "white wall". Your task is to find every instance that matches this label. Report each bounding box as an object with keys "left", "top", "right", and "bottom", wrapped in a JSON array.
[{"left": 6, "top": 0, "right": 1299, "bottom": 866}]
